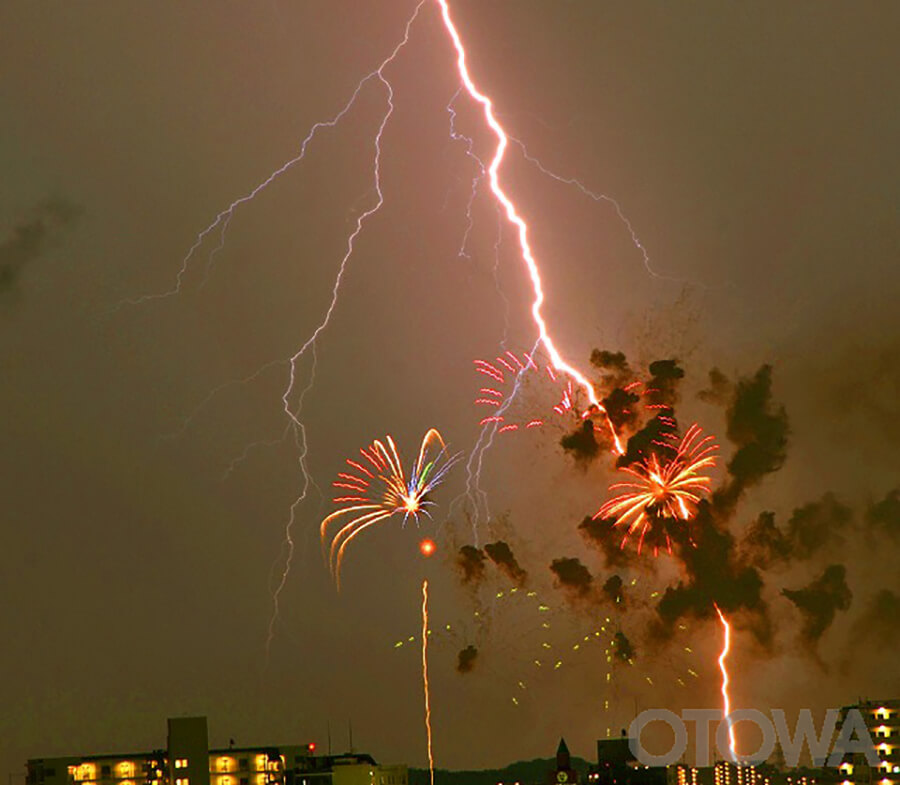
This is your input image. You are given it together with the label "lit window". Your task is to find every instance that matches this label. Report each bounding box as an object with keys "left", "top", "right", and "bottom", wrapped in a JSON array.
[
  {"left": 176, "top": 779, "right": 189, "bottom": 785},
  {"left": 175, "top": 762, "right": 188, "bottom": 771}
]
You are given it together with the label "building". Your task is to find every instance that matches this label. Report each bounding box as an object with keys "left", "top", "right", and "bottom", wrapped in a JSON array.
[
  {"left": 548, "top": 739, "right": 579, "bottom": 785},
  {"left": 587, "top": 734, "right": 665, "bottom": 785},
  {"left": 669, "top": 763, "right": 775, "bottom": 785},
  {"left": 27, "top": 717, "right": 407, "bottom": 785},
  {"left": 836, "top": 700, "right": 900, "bottom": 785}
]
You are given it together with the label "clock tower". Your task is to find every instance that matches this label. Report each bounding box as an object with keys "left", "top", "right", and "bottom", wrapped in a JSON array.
[{"left": 549, "top": 738, "right": 578, "bottom": 785}]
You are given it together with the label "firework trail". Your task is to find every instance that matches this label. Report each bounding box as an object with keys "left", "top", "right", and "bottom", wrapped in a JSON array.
[
  {"left": 422, "top": 579, "right": 435, "bottom": 785},
  {"left": 594, "top": 424, "right": 718, "bottom": 556},
  {"left": 435, "top": 0, "right": 624, "bottom": 456},
  {"left": 715, "top": 603, "right": 738, "bottom": 762},
  {"left": 321, "top": 429, "right": 458, "bottom": 587}
]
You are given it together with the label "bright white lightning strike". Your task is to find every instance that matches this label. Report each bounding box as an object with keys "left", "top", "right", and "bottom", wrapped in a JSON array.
[
  {"left": 435, "top": 0, "right": 624, "bottom": 455},
  {"left": 140, "top": 0, "right": 668, "bottom": 660}
]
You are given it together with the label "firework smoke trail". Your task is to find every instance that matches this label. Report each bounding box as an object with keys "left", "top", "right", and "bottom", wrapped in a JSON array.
[
  {"left": 436, "top": 0, "right": 624, "bottom": 455},
  {"left": 422, "top": 579, "right": 435, "bottom": 785},
  {"left": 714, "top": 603, "right": 738, "bottom": 762}
]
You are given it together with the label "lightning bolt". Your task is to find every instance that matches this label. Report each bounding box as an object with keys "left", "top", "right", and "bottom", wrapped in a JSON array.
[
  {"left": 436, "top": 0, "right": 624, "bottom": 456},
  {"left": 138, "top": 0, "right": 665, "bottom": 662},
  {"left": 714, "top": 603, "right": 738, "bottom": 762},
  {"left": 265, "top": 2, "right": 427, "bottom": 661}
]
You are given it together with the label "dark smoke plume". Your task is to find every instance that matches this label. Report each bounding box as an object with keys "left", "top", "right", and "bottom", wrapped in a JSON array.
[
  {"left": 602, "top": 386, "right": 641, "bottom": 431},
  {"left": 1, "top": 199, "right": 81, "bottom": 296},
  {"left": 456, "top": 545, "right": 487, "bottom": 585},
  {"left": 698, "top": 368, "right": 733, "bottom": 406},
  {"left": 578, "top": 516, "right": 637, "bottom": 569},
  {"left": 456, "top": 644, "right": 478, "bottom": 674},
  {"left": 866, "top": 488, "right": 900, "bottom": 540},
  {"left": 613, "top": 630, "right": 636, "bottom": 662},
  {"left": 560, "top": 419, "right": 600, "bottom": 464},
  {"left": 743, "top": 494, "right": 850, "bottom": 568},
  {"left": 590, "top": 349, "right": 631, "bottom": 389},
  {"left": 484, "top": 541, "right": 527, "bottom": 586},
  {"left": 782, "top": 564, "right": 852, "bottom": 645},
  {"left": 549, "top": 557, "right": 593, "bottom": 601},
  {"left": 617, "top": 414, "right": 677, "bottom": 468},
  {"left": 645, "top": 359, "right": 685, "bottom": 408},
  {"left": 602, "top": 574, "right": 625, "bottom": 605},
  {"left": 849, "top": 589, "right": 900, "bottom": 647},
  {"left": 717, "top": 364, "right": 789, "bottom": 511},
  {"left": 656, "top": 502, "right": 771, "bottom": 645}
]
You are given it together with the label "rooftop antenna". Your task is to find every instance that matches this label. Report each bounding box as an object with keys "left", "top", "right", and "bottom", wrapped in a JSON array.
[
  {"left": 327, "top": 721, "right": 332, "bottom": 756},
  {"left": 348, "top": 719, "right": 354, "bottom": 753}
]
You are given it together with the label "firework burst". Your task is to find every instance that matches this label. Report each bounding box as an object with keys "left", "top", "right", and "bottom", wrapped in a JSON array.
[
  {"left": 321, "top": 428, "right": 458, "bottom": 586},
  {"left": 594, "top": 424, "right": 718, "bottom": 555},
  {"left": 474, "top": 350, "right": 576, "bottom": 434}
]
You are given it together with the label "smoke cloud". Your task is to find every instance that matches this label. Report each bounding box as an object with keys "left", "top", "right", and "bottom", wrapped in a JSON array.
[
  {"left": 456, "top": 644, "right": 478, "bottom": 674},
  {"left": 743, "top": 494, "right": 850, "bottom": 568},
  {"left": 1, "top": 199, "right": 81, "bottom": 296},
  {"left": 613, "top": 630, "right": 636, "bottom": 663},
  {"left": 456, "top": 545, "right": 487, "bottom": 586},
  {"left": 578, "top": 516, "right": 637, "bottom": 569},
  {"left": 484, "top": 541, "right": 528, "bottom": 587},
  {"left": 549, "top": 557, "right": 593, "bottom": 601},
  {"left": 782, "top": 564, "right": 852, "bottom": 646},
  {"left": 866, "top": 488, "right": 900, "bottom": 541}
]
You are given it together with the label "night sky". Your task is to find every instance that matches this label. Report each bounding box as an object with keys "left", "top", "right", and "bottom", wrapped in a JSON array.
[{"left": 2, "top": 0, "right": 899, "bottom": 777}]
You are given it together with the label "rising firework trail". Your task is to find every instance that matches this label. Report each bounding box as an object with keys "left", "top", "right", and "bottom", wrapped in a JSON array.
[
  {"left": 715, "top": 604, "right": 738, "bottom": 762},
  {"left": 321, "top": 429, "right": 459, "bottom": 588},
  {"left": 594, "top": 424, "right": 718, "bottom": 555},
  {"left": 435, "top": 0, "right": 624, "bottom": 456},
  {"left": 422, "top": 579, "right": 435, "bottom": 785}
]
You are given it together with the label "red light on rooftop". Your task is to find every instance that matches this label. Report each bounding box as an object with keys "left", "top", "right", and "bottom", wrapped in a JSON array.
[{"left": 307, "top": 743, "right": 316, "bottom": 753}]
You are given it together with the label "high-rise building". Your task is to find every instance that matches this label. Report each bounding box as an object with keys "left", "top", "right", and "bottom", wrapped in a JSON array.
[
  {"left": 836, "top": 700, "right": 900, "bottom": 785},
  {"left": 26, "top": 717, "right": 407, "bottom": 785}
]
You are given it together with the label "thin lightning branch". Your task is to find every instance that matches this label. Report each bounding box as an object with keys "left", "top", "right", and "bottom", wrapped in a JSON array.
[
  {"left": 165, "top": 358, "right": 286, "bottom": 440},
  {"left": 422, "top": 579, "right": 435, "bottom": 785},
  {"left": 714, "top": 603, "right": 738, "bottom": 762},
  {"left": 221, "top": 423, "right": 291, "bottom": 482},
  {"left": 436, "top": 0, "right": 624, "bottom": 455},
  {"left": 267, "top": 2, "right": 427, "bottom": 657},
  {"left": 447, "top": 90, "right": 486, "bottom": 259},
  {"left": 120, "top": 3, "right": 426, "bottom": 308},
  {"left": 509, "top": 136, "right": 677, "bottom": 283}
]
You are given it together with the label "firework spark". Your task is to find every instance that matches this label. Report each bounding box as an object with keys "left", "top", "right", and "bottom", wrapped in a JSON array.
[
  {"left": 474, "top": 350, "right": 576, "bottom": 433},
  {"left": 594, "top": 424, "right": 718, "bottom": 555},
  {"left": 422, "top": 579, "right": 435, "bottom": 785},
  {"left": 321, "top": 429, "right": 458, "bottom": 586},
  {"left": 715, "top": 604, "right": 738, "bottom": 762},
  {"left": 435, "top": 0, "right": 623, "bottom": 455}
]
